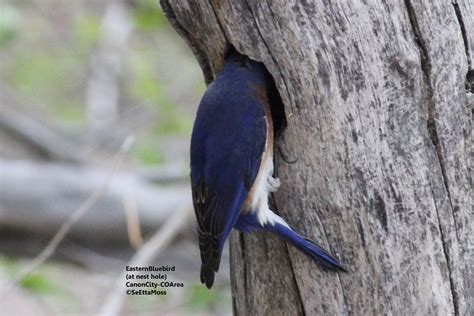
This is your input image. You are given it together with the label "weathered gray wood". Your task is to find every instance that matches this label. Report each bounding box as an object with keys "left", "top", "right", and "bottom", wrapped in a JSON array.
[
  {"left": 161, "top": 0, "right": 472, "bottom": 315},
  {"left": 454, "top": 0, "right": 474, "bottom": 69},
  {"left": 160, "top": 0, "right": 227, "bottom": 84}
]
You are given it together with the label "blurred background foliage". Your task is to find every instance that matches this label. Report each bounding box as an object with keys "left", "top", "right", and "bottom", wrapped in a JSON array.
[
  {"left": 0, "top": 0, "right": 231, "bottom": 315},
  {"left": 0, "top": 0, "right": 205, "bottom": 166}
]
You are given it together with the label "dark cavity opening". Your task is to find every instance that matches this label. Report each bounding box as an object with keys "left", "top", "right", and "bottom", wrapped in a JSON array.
[
  {"left": 265, "top": 67, "right": 287, "bottom": 138},
  {"left": 466, "top": 69, "right": 474, "bottom": 94}
]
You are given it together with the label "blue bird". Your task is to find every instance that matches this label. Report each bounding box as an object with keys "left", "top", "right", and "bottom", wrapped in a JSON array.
[{"left": 191, "top": 50, "right": 346, "bottom": 289}]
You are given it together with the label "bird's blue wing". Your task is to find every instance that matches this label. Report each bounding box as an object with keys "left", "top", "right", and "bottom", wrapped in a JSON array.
[{"left": 190, "top": 66, "right": 267, "bottom": 288}]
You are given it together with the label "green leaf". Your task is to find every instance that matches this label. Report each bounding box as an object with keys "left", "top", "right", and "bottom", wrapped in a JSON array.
[
  {"left": 20, "top": 273, "right": 57, "bottom": 294},
  {"left": 0, "top": 256, "right": 58, "bottom": 295}
]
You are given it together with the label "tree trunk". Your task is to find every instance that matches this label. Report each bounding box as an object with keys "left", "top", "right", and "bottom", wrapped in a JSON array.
[{"left": 161, "top": 1, "right": 472, "bottom": 315}]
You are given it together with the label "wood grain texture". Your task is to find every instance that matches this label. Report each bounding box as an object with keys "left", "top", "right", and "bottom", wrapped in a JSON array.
[{"left": 160, "top": 0, "right": 472, "bottom": 314}]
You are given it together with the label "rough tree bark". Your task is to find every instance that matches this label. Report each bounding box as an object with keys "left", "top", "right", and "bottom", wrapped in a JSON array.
[{"left": 161, "top": 1, "right": 472, "bottom": 315}]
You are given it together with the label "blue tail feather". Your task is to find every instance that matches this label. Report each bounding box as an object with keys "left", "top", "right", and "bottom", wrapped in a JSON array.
[
  {"left": 235, "top": 213, "right": 347, "bottom": 272},
  {"left": 267, "top": 223, "right": 347, "bottom": 272}
]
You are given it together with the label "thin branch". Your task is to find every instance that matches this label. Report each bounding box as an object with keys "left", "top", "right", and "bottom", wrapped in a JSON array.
[
  {"left": 0, "top": 135, "right": 135, "bottom": 300},
  {"left": 0, "top": 101, "right": 84, "bottom": 163},
  {"left": 0, "top": 159, "right": 188, "bottom": 242},
  {"left": 122, "top": 191, "right": 143, "bottom": 249},
  {"left": 139, "top": 163, "right": 188, "bottom": 184},
  {"left": 97, "top": 203, "right": 193, "bottom": 316},
  {"left": 87, "top": 0, "right": 133, "bottom": 131},
  {"left": 59, "top": 243, "right": 125, "bottom": 272}
]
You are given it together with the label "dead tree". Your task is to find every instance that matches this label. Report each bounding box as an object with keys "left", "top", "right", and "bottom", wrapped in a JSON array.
[{"left": 161, "top": 1, "right": 472, "bottom": 315}]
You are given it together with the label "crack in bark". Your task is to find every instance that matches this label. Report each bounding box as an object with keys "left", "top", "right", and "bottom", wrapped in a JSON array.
[
  {"left": 452, "top": 1, "right": 474, "bottom": 94},
  {"left": 404, "top": 1, "right": 459, "bottom": 314},
  {"left": 230, "top": 239, "right": 239, "bottom": 315},
  {"left": 428, "top": 183, "right": 459, "bottom": 316},
  {"left": 319, "top": 207, "right": 349, "bottom": 312},
  {"left": 269, "top": 184, "right": 305, "bottom": 314},
  {"left": 243, "top": 0, "right": 297, "bottom": 117},
  {"left": 336, "top": 273, "right": 349, "bottom": 315},
  {"left": 334, "top": 220, "right": 350, "bottom": 315},
  {"left": 403, "top": 1, "right": 454, "bottom": 211},
  {"left": 159, "top": 0, "right": 214, "bottom": 84},
  {"left": 207, "top": 0, "right": 230, "bottom": 47},
  {"left": 238, "top": 232, "right": 248, "bottom": 316},
  {"left": 284, "top": 242, "right": 307, "bottom": 316},
  {"left": 242, "top": 0, "right": 302, "bottom": 166},
  {"left": 263, "top": 1, "right": 297, "bottom": 116},
  {"left": 452, "top": 1, "right": 471, "bottom": 69}
]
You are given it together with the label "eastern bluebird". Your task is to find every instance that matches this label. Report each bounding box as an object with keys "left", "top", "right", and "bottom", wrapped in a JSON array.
[{"left": 191, "top": 50, "right": 346, "bottom": 289}]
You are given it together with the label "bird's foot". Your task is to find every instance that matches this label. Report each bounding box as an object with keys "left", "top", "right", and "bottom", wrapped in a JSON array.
[{"left": 267, "top": 176, "right": 280, "bottom": 192}]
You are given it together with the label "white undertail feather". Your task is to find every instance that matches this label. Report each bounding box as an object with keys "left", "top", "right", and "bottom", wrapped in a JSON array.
[{"left": 247, "top": 155, "right": 290, "bottom": 228}]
